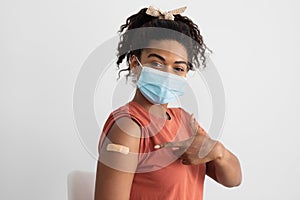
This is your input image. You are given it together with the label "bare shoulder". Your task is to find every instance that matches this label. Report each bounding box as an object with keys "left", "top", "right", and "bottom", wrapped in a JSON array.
[
  {"left": 99, "top": 116, "right": 142, "bottom": 157},
  {"left": 105, "top": 117, "right": 141, "bottom": 153}
]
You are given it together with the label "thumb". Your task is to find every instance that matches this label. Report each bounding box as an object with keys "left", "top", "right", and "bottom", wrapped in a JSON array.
[{"left": 154, "top": 141, "right": 185, "bottom": 149}]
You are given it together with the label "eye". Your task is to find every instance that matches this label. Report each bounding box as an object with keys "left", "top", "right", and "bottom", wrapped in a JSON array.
[
  {"left": 174, "top": 66, "right": 185, "bottom": 72},
  {"left": 149, "top": 62, "right": 164, "bottom": 69}
]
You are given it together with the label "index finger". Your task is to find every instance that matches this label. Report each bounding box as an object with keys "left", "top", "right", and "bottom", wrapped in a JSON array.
[{"left": 154, "top": 137, "right": 194, "bottom": 149}]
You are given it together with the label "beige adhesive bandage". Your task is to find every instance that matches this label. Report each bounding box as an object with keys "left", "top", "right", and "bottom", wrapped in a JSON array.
[{"left": 106, "top": 144, "right": 130, "bottom": 155}]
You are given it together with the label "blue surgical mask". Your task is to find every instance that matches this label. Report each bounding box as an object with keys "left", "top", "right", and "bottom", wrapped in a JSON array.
[{"left": 136, "top": 59, "right": 187, "bottom": 104}]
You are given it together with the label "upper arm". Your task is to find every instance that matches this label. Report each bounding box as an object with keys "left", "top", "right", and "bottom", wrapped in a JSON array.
[{"left": 95, "top": 117, "right": 141, "bottom": 200}]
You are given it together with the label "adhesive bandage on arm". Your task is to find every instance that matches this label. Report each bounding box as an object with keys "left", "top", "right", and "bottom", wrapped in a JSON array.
[{"left": 106, "top": 143, "right": 130, "bottom": 155}]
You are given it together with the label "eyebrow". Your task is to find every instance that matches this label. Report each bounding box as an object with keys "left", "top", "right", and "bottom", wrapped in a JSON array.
[{"left": 147, "top": 53, "right": 188, "bottom": 66}]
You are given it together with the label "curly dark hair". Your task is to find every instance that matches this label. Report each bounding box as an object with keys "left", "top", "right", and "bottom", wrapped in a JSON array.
[{"left": 116, "top": 7, "right": 212, "bottom": 79}]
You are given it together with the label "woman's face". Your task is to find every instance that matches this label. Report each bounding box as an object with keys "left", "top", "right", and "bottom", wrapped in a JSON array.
[{"left": 131, "top": 40, "right": 188, "bottom": 77}]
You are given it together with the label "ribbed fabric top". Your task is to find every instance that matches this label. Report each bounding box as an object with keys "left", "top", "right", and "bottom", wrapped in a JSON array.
[{"left": 99, "top": 101, "right": 206, "bottom": 200}]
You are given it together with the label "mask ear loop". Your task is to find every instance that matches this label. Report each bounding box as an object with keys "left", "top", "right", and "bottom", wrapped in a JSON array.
[
  {"left": 132, "top": 55, "right": 143, "bottom": 76},
  {"left": 129, "top": 55, "right": 142, "bottom": 86},
  {"left": 134, "top": 56, "right": 143, "bottom": 72}
]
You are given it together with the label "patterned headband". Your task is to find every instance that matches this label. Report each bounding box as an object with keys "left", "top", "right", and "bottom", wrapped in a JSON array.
[{"left": 145, "top": 6, "right": 187, "bottom": 20}]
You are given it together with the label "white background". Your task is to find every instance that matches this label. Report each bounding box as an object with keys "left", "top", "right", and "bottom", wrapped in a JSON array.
[{"left": 1, "top": 0, "right": 300, "bottom": 199}]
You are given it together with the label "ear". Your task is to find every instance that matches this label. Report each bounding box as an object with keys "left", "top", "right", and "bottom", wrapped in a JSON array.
[{"left": 129, "top": 55, "right": 138, "bottom": 70}]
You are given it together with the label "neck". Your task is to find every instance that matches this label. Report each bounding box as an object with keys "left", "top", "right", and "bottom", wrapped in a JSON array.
[
  {"left": 132, "top": 89, "right": 170, "bottom": 119},
  {"left": 132, "top": 89, "right": 168, "bottom": 109}
]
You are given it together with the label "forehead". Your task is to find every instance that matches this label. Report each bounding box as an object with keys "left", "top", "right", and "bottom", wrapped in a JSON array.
[{"left": 142, "top": 40, "right": 188, "bottom": 60}]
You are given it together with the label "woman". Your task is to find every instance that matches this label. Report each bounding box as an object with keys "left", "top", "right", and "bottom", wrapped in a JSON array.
[{"left": 95, "top": 6, "right": 242, "bottom": 200}]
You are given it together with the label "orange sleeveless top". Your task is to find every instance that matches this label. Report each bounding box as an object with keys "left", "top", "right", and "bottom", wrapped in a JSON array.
[{"left": 99, "top": 101, "right": 206, "bottom": 200}]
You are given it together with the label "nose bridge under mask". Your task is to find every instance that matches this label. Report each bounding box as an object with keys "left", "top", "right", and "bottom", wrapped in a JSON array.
[{"left": 134, "top": 58, "right": 187, "bottom": 104}]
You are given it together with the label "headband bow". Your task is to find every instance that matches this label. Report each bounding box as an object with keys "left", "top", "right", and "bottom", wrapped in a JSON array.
[{"left": 145, "top": 6, "right": 187, "bottom": 20}]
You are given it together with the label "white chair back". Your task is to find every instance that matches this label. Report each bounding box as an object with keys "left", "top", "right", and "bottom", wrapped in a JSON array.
[{"left": 67, "top": 170, "right": 96, "bottom": 200}]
